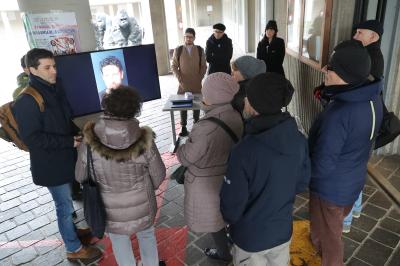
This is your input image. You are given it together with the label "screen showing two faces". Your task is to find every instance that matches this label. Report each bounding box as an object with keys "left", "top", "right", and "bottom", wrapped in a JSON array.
[{"left": 55, "top": 44, "right": 161, "bottom": 117}]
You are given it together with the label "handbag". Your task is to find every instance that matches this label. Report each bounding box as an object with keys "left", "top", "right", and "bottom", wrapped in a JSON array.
[
  {"left": 171, "top": 117, "right": 239, "bottom": 184},
  {"left": 374, "top": 111, "right": 400, "bottom": 149},
  {"left": 82, "top": 145, "right": 107, "bottom": 238}
]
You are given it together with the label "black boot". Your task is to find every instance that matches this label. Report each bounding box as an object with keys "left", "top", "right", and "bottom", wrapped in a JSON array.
[{"left": 179, "top": 126, "right": 189, "bottom": 137}]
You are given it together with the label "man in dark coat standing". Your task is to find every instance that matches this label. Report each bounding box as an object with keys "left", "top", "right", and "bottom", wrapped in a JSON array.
[
  {"left": 205, "top": 23, "right": 233, "bottom": 74},
  {"left": 221, "top": 73, "right": 310, "bottom": 265},
  {"left": 308, "top": 40, "right": 383, "bottom": 265},
  {"left": 13, "top": 48, "right": 102, "bottom": 261}
]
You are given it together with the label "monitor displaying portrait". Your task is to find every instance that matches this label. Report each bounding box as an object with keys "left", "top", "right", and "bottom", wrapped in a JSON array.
[{"left": 55, "top": 44, "right": 161, "bottom": 117}]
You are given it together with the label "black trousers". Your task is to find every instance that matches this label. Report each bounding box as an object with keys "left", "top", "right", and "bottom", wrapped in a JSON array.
[
  {"left": 211, "top": 228, "right": 232, "bottom": 259},
  {"left": 180, "top": 110, "right": 200, "bottom": 127}
]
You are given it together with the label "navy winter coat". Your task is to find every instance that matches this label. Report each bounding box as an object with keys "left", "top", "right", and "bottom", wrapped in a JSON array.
[
  {"left": 308, "top": 80, "right": 383, "bottom": 206},
  {"left": 220, "top": 114, "right": 311, "bottom": 252},
  {"left": 13, "top": 74, "right": 77, "bottom": 187}
]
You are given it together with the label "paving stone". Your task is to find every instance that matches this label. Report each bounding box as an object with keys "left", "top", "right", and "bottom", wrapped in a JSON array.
[
  {"left": 388, "top": 209, "right": 400, "bottom": 220},
  {"left": 370, "top": 227, "right": 400, "bottom": 248},
  {"left": 294, "top": 206, "right": 309, "bottom": 220},
  {"left": 0, "top": 189, "right": 21, "bottom": 202},
  {"left": 173, "top": 194, "right": 184, "bottom": 208},
  {"left": 34, "top": 234, "right": 62, "bottom": 255},
  {"left": 164, "top": 213, "right": 185, "bottom": 227},
  {"left": 11, "top": 246, "right": 37, "bottom": 265},
  {"left": 155, "top": 213, "right": 171, "bottom": 226},
  {"left": 37, "top": 193, "right": 53, "bottom": 205},
  {"left": 19, "top": 191, "right": 39, "bottom": 203},
  {"left": 6, "top": 224, "right": 31, "bottom": 241},
  {"left": 193, "top": 233, "right": 215, "bottom": 250},
  {"left": 343, "top": 236, "right": 359, "bottom": 262},
  {"left": 0, "top": 187, "right": 5, "bottom": 195},
  {"left": 18, "top": 184, "right": 38, "bottom": 195},
  {"left": 380, "top": 217, "right": 400, "bottom": 235},
  {"left": 30, "top": 245, "right": 65, "bottom": 265},
  {"left": 389, "top": 175, "right": 400, "bottom": 191},
  {"left": 19, "top": 200, "right": 39, "bottom": 212},
  {"left": 368, "top": 191, "right": 393, "bottom": 210},
  {"left": 0, "top": 257, "right": 13, "bottom": 266},
  {"left": 0, "top": 242, "right": 22, "bottom": 260},
  {"left": 185, "top": 245, "right": 206, "bottom": 266},
  {"left": 352, "top": 214, "right": 378, "bottom": 232},
  {"left": 41, "top": 222, "right": 60, "bottom": 237},
  {"left": 0, "top": 198, "right": 21, "bottom": 211},
  {"left": 298, "top": 191, "right": 310, "bottom": 200},
  {"left": 294, "top": 195, "right": 307, "bottom": 209},
  {"left": 343, "top": 226, "right": 368, "bottom": 243},
  {"left": 0, "top": 220, "right": 17, "bottom": 234},
  {"left": 32, "top": 202, "right": 54, "bottom": 216},
  {"left": 4, "top": 178, "right": 31, "bottom": 192},
  {"left": 362, "top": 185, "right": 377, "bottom": 196},
  {"left": 362, "top": 203, "right": 387, "bottom": 220},
  {"left": 387, "top": 248, "right": 400, "bottom": 266},
  {"left": 374, "top": 165, "right": 395, "bottom": 179},
  {"left": 346, "top": 257, "right": 372, "bottom": 265},
  {"left": 28, "top": 215, "right": 50, "bottom": 230},
  {"left": 355, "top": 239, "right": 393, "bottom": 266},
  {"left": 378, "top": 155, "right": 400, "bottom": 171},
  {"left": 18, "top": 230, "right": 45, "bottom": 248},
  {"left": 163, "top": 186, "right": 184, "bottom": 201},
  {"left": 159, "top": 201, "right": 183, "bottom": 217},
  {"left": 0, "top": 207, "right": 21, "bottom": 223},
  {"left": 14, "top": 211, "right": 36, "bottom": 225}
]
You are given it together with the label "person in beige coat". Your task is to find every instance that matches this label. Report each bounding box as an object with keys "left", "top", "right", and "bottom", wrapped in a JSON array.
[
  {"left": 171, "top": 28, "right": 207, "bottom": 136},
  {"left": 177, "top": 72, "right": 243, "bottom": 262},
  {"left": 75, "top": 86, "right": 166, "bottom": 266}
]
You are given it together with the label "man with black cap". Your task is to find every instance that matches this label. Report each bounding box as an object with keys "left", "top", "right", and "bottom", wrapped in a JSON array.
[
  {"left": 220, "top": 73, "right": 310, "bottom": 266},
  {"left": 308, "top": 40, "right": 383, "bottom": 265},
  {"left": 205, "top": 23, "right": 233, "bottom": 74}
]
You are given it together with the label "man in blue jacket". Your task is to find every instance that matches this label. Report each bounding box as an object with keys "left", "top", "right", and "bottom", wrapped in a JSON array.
[
  {"left": 13, "top": 48, "right": 102, "bottom": 261},
  {"left": 308, "top": 40, "right": 383, "bottom": 265},
  {"left": 220, "top": 73, "right": 311, "bottom": 265}
]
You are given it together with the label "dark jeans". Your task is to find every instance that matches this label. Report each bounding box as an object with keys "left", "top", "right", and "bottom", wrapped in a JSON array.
[
  {"left": 180, "top": 110, "right": 200, "bottom": 127},
  {"left": 310, "top": 193, "right": 352, "bottom": 266},
  {"left": 211, "top": 228, "right": 232, "bottom": 259}
]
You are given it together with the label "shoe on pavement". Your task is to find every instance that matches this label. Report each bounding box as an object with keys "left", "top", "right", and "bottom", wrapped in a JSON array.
[
  {"left": 353, "top": 210, "right": 361, "bottom": 218},
  {"left": 67, "top": 246, "right": 102, "bottom": 261},
  {"left": 204, "top": 248, "right": 232, "bottom": 262},
  {"left": 342, "top": 224, "right": 351, "bottom": 233},
  {"left": 179, "top": 126, "right": 189, "bottom": 137},
  {"left": 77, "top": 228, "right": 94, "bottom": 245}
]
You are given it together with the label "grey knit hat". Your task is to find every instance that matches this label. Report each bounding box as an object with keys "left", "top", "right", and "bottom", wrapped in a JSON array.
[{"left": 234, "top": 56, "right": 266, "bottom": 80}]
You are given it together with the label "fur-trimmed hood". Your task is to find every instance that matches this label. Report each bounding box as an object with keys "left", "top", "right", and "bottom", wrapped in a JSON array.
[{"left": 83, "top": 117, "right": 154, "bottom": 162}]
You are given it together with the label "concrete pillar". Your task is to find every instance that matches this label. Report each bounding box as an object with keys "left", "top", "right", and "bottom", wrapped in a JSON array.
[
  {"left": 247, "top": 0, "right": 256, "bottom": 53},
  {"left": 149, "top": 0, "right": 170, "bottom": 75},
  {"left": 175, "top": 0, "right": 184, "bottom": 44},
  {"left": 17, "top": 0, "right": 96, "bottom": 52}
]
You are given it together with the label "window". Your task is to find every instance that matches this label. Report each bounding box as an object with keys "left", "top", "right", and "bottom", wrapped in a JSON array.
[{"left": 286, "top": 0, "right": 332, "bottom": 69}]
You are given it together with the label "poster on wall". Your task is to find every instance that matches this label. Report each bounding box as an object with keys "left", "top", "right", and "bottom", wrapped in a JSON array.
[{"left": 23, "top": 12, "right": 81, "bottom": 55}]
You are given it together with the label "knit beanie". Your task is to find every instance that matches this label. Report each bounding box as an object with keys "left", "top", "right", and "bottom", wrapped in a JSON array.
[
  {"left": 355, "top": 20, "right": 384, "bottom": 37},
  {"left": 234, "top": 56, "right": 266, "bottom": 80},
  {"left": 329, "top": 40, "right": 371, "bottom": 85},
  {"left": 265, "top": 20, "right": 278, "bottom": 32},
  {"left": 246, "top": 73, "right": 294, "bottom": 115},
  {"left": 202, "top": 72, "right": 239, "bottom": 105},
  {"left": 213, "top": 23, "right": 226, "bottom": 32}
]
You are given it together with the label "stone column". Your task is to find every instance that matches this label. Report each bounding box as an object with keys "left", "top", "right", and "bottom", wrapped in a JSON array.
[{"left": 149, "top": 0, "right": 170, "bottom": 75}]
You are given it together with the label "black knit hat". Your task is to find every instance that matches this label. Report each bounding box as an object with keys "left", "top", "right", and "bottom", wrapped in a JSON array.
[
  {"left": 213, "top": 23, "right": 226, "bottom": 31},
  {"left": 355, "top": 20, "right": 384, "bottom": 37},
  {"left": 265, "top": 20, "right": 278, "bottom": 32},
  {"left": 246, "top": 73, "right": 294, "bottom": 115},
  {"left": 329, "top": 40, "right": 371, "bottom": 85}
]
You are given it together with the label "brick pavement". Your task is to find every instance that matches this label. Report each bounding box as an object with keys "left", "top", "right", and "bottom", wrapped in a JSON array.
[{"left": 0, "top": 75, "right": 399, "bottom": 265}]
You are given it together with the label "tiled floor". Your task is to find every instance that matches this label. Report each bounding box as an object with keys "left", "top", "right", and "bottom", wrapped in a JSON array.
[{"left": 0, "top": 75, "right": 399, "bottom": 265}]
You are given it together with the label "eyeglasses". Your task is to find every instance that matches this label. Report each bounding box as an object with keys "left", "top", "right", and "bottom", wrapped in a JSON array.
[{"left": 184, "top": 35, "right": 194, "bottom": 39}]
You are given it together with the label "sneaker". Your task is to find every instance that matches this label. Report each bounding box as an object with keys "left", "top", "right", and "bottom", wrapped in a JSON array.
[
  {"left": 204, "top": 248, "right": 232, "bottom": 262},
  {"left": 342, "top": 224, "right": 351, "bottom": 233},
  {"left": 353, "top": 210, "right": 361, "bottom": 218},
  {"left": 67, "top": 246, "right": 102, "bottom": 261},
  {"left": 179, "top": 126, "right": 189, "bottom": 137}
]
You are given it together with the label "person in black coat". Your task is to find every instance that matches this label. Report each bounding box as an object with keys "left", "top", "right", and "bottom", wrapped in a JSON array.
[
  {"left": 13, "top": 48, "right": 102, "bottom": 261},
  {"left": 257, "top": 20, "right": 286, "bottom": 76},
  {"left": 205, "top": 23, "right": 233, "bottom": 74}
]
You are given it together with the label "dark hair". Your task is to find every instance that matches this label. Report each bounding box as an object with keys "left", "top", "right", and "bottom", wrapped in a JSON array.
[
  {"left": 102, "top": 85, "right": 142, "bottom": 119},
  {"left": 20, "top": 55, "right": 27, "bottom": 68},
  {"left": 185, "top": 28, "right": 196, "bottom": 37},
  {"left": 263, "top": 20, "right": 278, "bottom": 40},
  {"left": 100, "top": 56, "right": 123, "bottom": 73},
  {"left": 26, "top": 48, "right": 54, "bottom": 69}
]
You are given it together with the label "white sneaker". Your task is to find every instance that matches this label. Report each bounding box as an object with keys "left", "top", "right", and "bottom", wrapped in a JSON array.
[
  {"left": 353, "top": 211, "right": 361, "bottom": 218},
  {"left": 342, "top": 224, "right": 351, "bottom": 233}
]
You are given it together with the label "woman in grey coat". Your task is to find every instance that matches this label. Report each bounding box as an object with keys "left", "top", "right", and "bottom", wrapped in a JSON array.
[
  {"left": 177, "top": 72, "right": 244, "bottom": 262},
  {"left": 75, "top": 86, "right": 166, "bottom": 266}
]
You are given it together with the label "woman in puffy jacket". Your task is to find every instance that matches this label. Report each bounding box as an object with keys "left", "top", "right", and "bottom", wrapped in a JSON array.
[
  {"left": 75, "top": 86, "right": 166, "bottom": 266},
  {"left": 177, "top": 72, "right": 243, "bottom": 262}
]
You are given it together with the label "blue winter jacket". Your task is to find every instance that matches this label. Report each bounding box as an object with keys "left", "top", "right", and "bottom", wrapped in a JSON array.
[
  {"left": 220, "top": 114, "right": 311, "bottom": 252},
  {"left": 308, "top": 80, "right": 383, "bottom": 206}
]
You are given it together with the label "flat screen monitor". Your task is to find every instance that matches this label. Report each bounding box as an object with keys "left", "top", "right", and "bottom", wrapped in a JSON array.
[{"left": 55, "top": 44, "right": 161, "bottom": 117}]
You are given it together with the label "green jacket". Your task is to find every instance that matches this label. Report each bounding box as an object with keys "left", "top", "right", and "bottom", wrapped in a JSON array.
[{"left": 13, "top": 72, "right": 29, "bottom": 100}]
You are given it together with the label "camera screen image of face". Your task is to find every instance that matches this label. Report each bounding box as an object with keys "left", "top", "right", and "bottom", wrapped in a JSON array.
[{"left": 55, "top": 44, "right": 161, "bottom": 117}]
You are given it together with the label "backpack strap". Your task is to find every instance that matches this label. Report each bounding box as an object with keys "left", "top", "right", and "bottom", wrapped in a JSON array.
[
  {"left": 176, "top": 45, "right": 184, "bottom": 64},
  {"left": 203, "top": 117, "right": 239, "bottom": 143},
  {"left": 197, "top": 45, "right": 203, "bottom": 69},
  {"left": 21, "top": 87, "right": 45, "bottom": 112}
]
